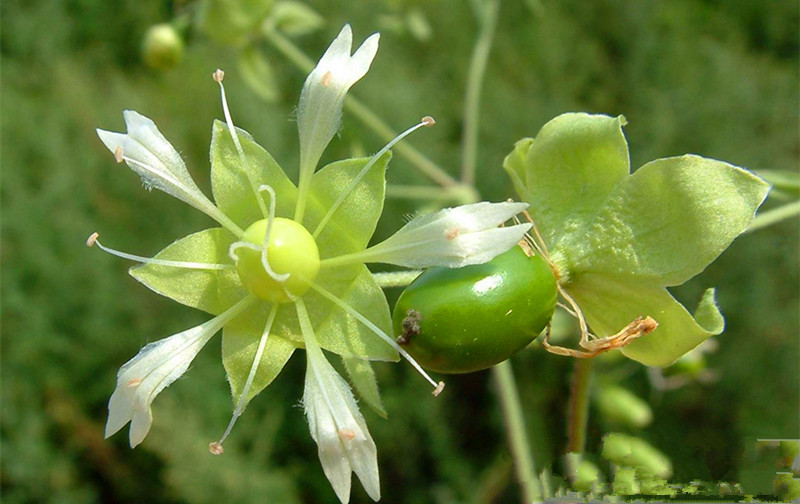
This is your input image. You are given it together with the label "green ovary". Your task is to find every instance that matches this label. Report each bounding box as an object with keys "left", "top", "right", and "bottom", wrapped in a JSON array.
[{"left": 235, "top": 218, "right": 320, "bottom": 303}]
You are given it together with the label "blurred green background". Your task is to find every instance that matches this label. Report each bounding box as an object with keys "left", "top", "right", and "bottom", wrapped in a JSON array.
[{"left": 1, "top": 0, "right": 798, "bottom": 502}]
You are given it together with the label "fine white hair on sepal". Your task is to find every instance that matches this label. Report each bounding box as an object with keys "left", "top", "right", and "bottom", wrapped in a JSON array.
[{"left": 355, "top": 201, "right": 531, "bottom": 269}]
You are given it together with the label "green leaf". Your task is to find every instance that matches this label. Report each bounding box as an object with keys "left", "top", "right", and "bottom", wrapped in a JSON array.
[
  {"left": 197, "top": 0, "right": 274, "bottom": 45},
  {"left": 520, "top": 113, "right": 629, "bottom": 249},
  {"left": 210, "top": 120, "right": 298, "bottom": 229},
  {"left": 130, "top": 228, "right": 246, "bottom": 315},
  {"left": 222, "top": 303, "right": 297, "bottom": 404},
  {"left": 303, "top": 153, "right": 390, "bottom": 259},
  {"left": 569, "top": 274, "right": 724, "bottom": 367},
  {"left": 559, "top": 155, "right": 770, "bottom": 286},
  {"left": 502, "top": 138, "right": 533, "bottom": 203},
  {"left": 237, "top": 46, "right": 280, "bottom": 103},
  {"left": 342, "top": 356, "right": 387, "bottom": 418},
  {"left": 269, "top": 1, "right": 324, "bottom": 37}
]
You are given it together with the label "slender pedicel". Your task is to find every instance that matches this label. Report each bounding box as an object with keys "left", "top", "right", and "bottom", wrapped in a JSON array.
[
  {"left": 86, "top": 232, "right": 233, "bottom": 270},
  {"left": 310, "top": 282, "right": 444, "bottom": 396},
  {"left": 312, "top": 116, "right": 436, "bottom": 239},
  {"left": 210, "top": 304, "right": 280, "bottom": 454},
  {"left": 214, "top": 69, "right": 269, "bottom": 219}
]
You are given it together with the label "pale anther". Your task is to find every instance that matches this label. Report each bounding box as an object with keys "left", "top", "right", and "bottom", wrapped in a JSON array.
[
  {"left": 213, "top": 69, "right": 225, "bottom": 83},
  {"left": 444, "top": 228, "right": 460, "bottom": 240},
  {"left": 209, "top": 442, "right": 224, "bottom": 455},
  {"left": 338, "top": 429, "right": 356, "bottom": 441},
  {"left": 433, "top": 381, "right": 445, "bottom": 397},
  {"left": 321, "top": 71, "right": 333, "bottom": 86},
  {"left": 86, "top": 232, "right": 100, "bottom": 247},
  {"left": 114, "top": 146, "right": 124, "bottom": 163},
  {"left": 126, "top": 378, "right": 142, "bottom": 387},
  {"left": 422, "top": 116, "right": 436, "bottom": 127}
]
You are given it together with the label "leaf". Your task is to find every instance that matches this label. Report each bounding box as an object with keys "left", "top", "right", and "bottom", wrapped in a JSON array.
[
  {"left": 197, "top": 0, "right": 274, "bottom": 46},
  {"left": 303, "top": 153, "right": 390, "bottom": 259},
  {"left": 342, "top": 356, "right": 387, "bottom": 418},
  {"left": 520, "top": 113, "right": 629, "bottom": 249},
  {"left": 130, "top": 228, "right": 246, "bottom": 315},
  {"left": 210, "top": 120, "right": 298, "bottom": 229},
  {"left": 502, "top": 138, "right": 533, "bottom": 203},
  {"left": 559, "top": 155, "right": 770, "bottom": 286},
  {"left": 238, "top": 46, "right": 280, "bottom": 102},
  {"left": 222, "top": 303, "right": 297, "bottom": 404},
  {"left": 269, "top": 1, "right": 324, "bottom": 36},
  {"left": 568, "top": 273, "right": 724, "bottom": 367}
]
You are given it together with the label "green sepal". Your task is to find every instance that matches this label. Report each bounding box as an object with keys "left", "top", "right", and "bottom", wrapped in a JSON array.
[
  {"left": 129, "top": 228, "right": 246, "bottom": 315},
  {"left": 268, "top": 1, "right": 324, "bottom": 36},
  {"left": 570, "top": 273, "right": 724, "bottom": 367},
  {"left": 222, "top": 304, "right": 297, "bottom": 405},
  {"left": 303, "top": 152, "right": 391, "bottom": 259},
  {"left": 560, "top": 155, "right": 770, "bottom": 286},
  {"left": 342, "top": 355, "right": 387, "bottom": 418},
  {"left": 502, "top": 138, "right": 533, "bottom": 203},
  {"left": 602, "top": 433, "right": 673, "bottom": 478},
  {"left": 520, "top": 113, "right": 629, "bottom": 249},
  {"left": 210, "top": 120, "right": 298, "bottom": 229},
  {"left": 254, "top": 266, "right": 397, "bottom": 362}
]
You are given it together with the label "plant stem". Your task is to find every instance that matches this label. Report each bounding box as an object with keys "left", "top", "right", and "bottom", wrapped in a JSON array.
[
  {"left": 372, "top": 270, "right": 422, "bottom": 288},
  {"left": 262, "top": 25, "right": 462, "bottom": 189},
  {"left": 461, "top": 0, "right": 501, "bottom": 186},
  {"left": 566, "top": 358, "right": 594, "bottom": 453},
  {"left": 745, "top": 199, "right": 800, "bottom": 233},
  {"left": 493, "top": 360, "right": 544, "bottom": 502}
]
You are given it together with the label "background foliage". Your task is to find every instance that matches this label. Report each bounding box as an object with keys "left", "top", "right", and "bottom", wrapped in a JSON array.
[{"left": 1, "top": 0, "right": 798, "bottom": 502}]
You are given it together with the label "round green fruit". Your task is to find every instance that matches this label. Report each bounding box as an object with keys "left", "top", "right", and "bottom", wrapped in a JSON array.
[{"left": 392, "top": 245, "right": 557, "bottom": 374}]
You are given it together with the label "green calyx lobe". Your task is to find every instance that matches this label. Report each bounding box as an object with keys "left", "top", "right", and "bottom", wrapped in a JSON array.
[
  {"left": 392, "top": 246, "right": 557, "bottom": 374},
  {"left": 235, "top": 218, "right": 320, "bottom": 303}
]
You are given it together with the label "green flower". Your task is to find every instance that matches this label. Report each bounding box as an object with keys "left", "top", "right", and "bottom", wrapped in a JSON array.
[
  {"left": 91, "top": 25, "right": 530, "bottom": 503},
  {"left": 505, "top": 113, "right": 769, "bottom": 366}
]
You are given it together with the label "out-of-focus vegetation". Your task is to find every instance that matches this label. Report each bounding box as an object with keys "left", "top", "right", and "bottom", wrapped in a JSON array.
[{"left": 1, "top": 0, "right": 797, "bottom": 502}]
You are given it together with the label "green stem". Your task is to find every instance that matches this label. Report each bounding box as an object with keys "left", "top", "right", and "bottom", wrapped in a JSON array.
[
  {"left": 372, "top": 270, "right": 422, "bottom": 288},
  {"left": 493, "top": 360, "right": 544, "bottom": 501},
  {"left": 461, "top": 0, "right": 501, "bottom": 186},
  {"left": 262, "top": 26, "right": 461, "bottom": 189},
  {"left": 746, "top": 200, "right": 800, "bottom": 233},
  {"left": 566, "top": 358, "right": 594, "bottom": 454}
]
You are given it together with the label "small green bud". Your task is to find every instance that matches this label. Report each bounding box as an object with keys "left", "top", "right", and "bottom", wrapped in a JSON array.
[
  {"left": 595, "top": 385, "right": 653, "bottom": 429},
  {"left": 235, "top": 218, "right": 320, "bottom": 303},
  {"left": 602, "top": 433, "right": 672, "bottom": 479},
  {"left": 142, "top": 24, "right": 184, "bottom": 71}
]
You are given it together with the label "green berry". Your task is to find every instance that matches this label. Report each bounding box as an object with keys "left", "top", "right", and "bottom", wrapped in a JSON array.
[
  {"left": 392, "top": 245, "right": 557, "bottom": 374},
  {"left": 142, "top": 24, "right": 184, "bottom": 71},
  {"left": 235, "top": 218, "right": 320, "bottom": 303}
]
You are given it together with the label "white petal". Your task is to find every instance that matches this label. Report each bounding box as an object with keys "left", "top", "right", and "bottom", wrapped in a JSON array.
[
  {"left": 96, "top": 111, "right": 214, "bottom": 216},
  {"left": 105, "top": 319, "right": 220, "bottom": 448},
  {"left": 359, "top": 202, "right": 531, "bottom": 268},
  {"left": 302, "top": 319, "right": 380, "bottom": 503},
  {"left": 344, "top": 33, "right": 380, "bottom": 84}
]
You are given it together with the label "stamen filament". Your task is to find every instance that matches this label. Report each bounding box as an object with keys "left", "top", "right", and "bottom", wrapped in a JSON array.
[
  {"left": 312, "top": 117, "right": 436, "bottom": 239},
  {"left": 212, "top": 303, "right": 279, "bottom": 450},
  {"left": 86, "top": 232, "right": 234, "bottom": 270},
  {"left": 214, "top": 69, "right": 270, "bottom": 219},
  {"left": 309, "top": 282, "right": 444, "bottom": 396}
]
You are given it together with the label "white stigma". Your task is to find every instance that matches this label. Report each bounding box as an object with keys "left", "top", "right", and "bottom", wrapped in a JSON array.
[
  {"left": 258, "top": 184, "right": 290, "bottom": 283},
  {"left": 86, "top": 232, "right": 232, "bottom": 270}
]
